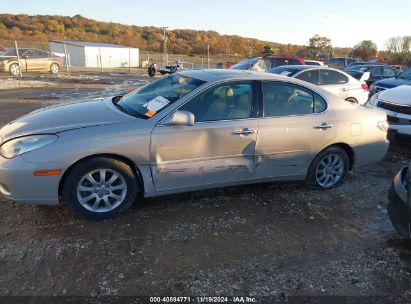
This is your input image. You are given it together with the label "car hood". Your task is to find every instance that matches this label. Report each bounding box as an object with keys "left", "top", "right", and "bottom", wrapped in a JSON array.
[
  {"left": 0, "top": 99, "right": 137, "bottom": 143},
  {"left": 379, "top": 85, "right": 411, "bottom": 106},
  {"left": 374, "top": 77, "right": 411, "bottom": 89}
]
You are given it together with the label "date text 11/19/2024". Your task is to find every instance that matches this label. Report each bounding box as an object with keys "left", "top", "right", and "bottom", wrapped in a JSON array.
[{"left": 149, "top": 296, "right": 257, "bottom": 303}]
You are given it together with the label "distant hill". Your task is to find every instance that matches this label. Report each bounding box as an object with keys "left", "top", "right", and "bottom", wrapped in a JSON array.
[{"left": 0, "top": 14, "right": 351, "bottom": 58}]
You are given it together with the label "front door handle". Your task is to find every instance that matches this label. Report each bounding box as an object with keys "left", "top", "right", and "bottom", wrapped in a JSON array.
[
  {"left": 313, "top": 123, "right": 333, "bottom": 130},
  {"left": 341, "top": 87, "right": 347, "bottom": 91},
  {"left": 232, "top": 128, "right": 256, "bottom": 135}
]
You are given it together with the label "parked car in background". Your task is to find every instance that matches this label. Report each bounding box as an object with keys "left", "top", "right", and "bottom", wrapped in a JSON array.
[
  {"left": 0, "top": 48, "right": 64, "bottom": 76},
  {"left": 263, "top": 55, "right": 305, "bottom": 69},
  {"left": 366, "top": 85, "right": 411, "bottom": 145},
  {"left": 268, "top": 65, "right": 369, "bottom": 104},
  {"left": 305, "top": 60, "right": 325, "bottom": 66},
  {"left": 327, "top": 57, "right": 364, "bottom": 69},
  {"left": 345, "top": 64, "right": 399, "bottom": 87},
  {"left": 0, "top": 70, "right": 389, "bottom": 220},
  {"left": 231, "top": 55, "right": 305, "bottom": 72},
  {"left": 230, "top": 57, "right": 266, "bottom": 71},
  {"left": 369, "top": 67, "right": 411, "bottom": 98},
  {"left": 388, "top": 161, "right": 410, "bottom": 238}
]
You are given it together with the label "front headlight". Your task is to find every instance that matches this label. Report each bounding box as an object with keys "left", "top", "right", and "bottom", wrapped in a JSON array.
[
  {"left": 366, "top": 92, "right": 380, "bottom": 107},
  {"left": 0, "top": 135, "right": 58, "bottom": 159}
]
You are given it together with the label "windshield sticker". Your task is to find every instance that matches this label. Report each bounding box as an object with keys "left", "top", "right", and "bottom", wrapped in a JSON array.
[
  {"left": 144, "top": 96, "right": 170, "bottom": 117},
  {"left": 280, "top": 71, "right": 292, "bottom": 76}
]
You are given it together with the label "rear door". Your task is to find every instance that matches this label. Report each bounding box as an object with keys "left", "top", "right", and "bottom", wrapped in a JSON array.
[{"left": 255, "top": 81, "right": 336, "bottom": 178}]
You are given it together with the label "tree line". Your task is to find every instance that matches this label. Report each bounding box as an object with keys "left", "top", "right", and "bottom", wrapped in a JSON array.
[{"left": 0, "top": 14, "right": 409, "bottom": 64}]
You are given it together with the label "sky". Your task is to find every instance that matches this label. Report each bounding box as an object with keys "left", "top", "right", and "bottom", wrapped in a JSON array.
[{"left": 1, "top": 0, "right": 410, "bottom": 50}]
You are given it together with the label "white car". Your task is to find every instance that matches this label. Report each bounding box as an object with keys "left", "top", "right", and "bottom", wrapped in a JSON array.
[
  {"left": 268, "top": 65, "right": 369, "bottom": 105},
  {"left": 366, "top": 85, "right": 411, "bottom": 145},
  {"left": 304, "top": 60, "right": 326, "bottom": 66}
]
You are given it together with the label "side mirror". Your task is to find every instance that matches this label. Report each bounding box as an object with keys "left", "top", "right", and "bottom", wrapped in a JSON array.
[
  {"left": 360, "top": 71, "right": 370, "bottom": 81},
  {"left": 169, "top": 111, "right": 195, "bottom": 126},
  {"left": 22, "top": 54, "right": 29, "bottom": 59}
]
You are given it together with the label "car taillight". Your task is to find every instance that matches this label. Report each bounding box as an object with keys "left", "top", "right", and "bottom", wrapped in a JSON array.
[
  {"left": 361, "top": 83, "right": 368, "bottom": 91},
  {"left": 377, "top": 120, "right": 389, "bottom": 132}
]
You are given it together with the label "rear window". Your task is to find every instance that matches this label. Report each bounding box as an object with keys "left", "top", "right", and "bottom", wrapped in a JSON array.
[
  {"left": 321, "top": 70, "right": 349, "bottom": 85},
  {"left": 267, "top": 66, "right": 301, "bottom": 77}
]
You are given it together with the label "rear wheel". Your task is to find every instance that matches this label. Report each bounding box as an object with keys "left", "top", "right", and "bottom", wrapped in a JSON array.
[
  {"left": 306, "top": 146, "right": 349, "bottom": 189},
  {"left": 62, "top": 158, "right": 139, "bottom": 220},
  {"left": 50, "top": 63, "right": 60, "bottom": 74},
  {"left": 9, "top": 63, "right": 20, "bottom": 76}
]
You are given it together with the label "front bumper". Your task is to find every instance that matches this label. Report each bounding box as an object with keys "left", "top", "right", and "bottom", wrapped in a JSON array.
[
  {"left": 0, "top": 155, "right": 61, "bottom": 205},
  {"left": 388, "top": 167, "right": 411, "bottom": 238}
]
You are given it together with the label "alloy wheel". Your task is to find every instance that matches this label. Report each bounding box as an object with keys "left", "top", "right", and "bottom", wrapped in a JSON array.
[
  {"left": 76, "top": 169, "right": 127, "bottom": 213},
  {"left": 315, "top": 153, "right": 345, "bottom": 188}
]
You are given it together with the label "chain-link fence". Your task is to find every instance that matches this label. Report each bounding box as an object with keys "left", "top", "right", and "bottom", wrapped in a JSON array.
[{"left": 0, "top": 40, "right": 243, "bottom": 77}]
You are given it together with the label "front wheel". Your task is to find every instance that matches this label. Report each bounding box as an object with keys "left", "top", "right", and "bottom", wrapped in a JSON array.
[
  {"left": 9, "top": 63, "right": 20, "bottom": 76},
  {"left": 306, "top": 146, "right": 349, "bottom": 189},
  {"left": 50, "top": 63, "right": 60, "bottom": 74},
  {"left": 62, "top": 158, "right": 139, "bottom": 220}
]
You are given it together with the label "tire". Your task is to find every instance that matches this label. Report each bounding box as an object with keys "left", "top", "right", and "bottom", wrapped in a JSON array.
[
  {"left": 50, "top": 63, "right": 60, "bottom": 75},
  {"left": 147, "top": 65, "right": 156, "bottom": 77},
  {"left": 345, "top": 97, "right": 358, "bottom": 104},
  {"left": 305, "top": 146, "right": 350, "bottom": 190},
  {"left": 62, "top": 157, "right": 139, "bottom": 220},
  {"left": 9, "top": 63, "right": 20, "bottom": 76}
]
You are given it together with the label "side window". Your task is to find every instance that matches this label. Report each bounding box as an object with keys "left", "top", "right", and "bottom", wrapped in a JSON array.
[
  {"left": 180, "top": 82, "right": 253, "bottom": 122},
  {"left": 290, "top": 59, "right": 301, "bottom": 65},
  {"left": 321, "top": 70, "right": 348, "bottom": 85},
  {"left": 262, "top": 82, "right": 315, "bottom": 117},
  {"left": 314, "top": 93, "right": 327, "bottom": 113},
  {"left": 296, "top": 70, "right": 320, "bottom": 85},
  {"left": 35, "top": 50, "right": 50, "bottom": 58},
  {"left": 382, "top": 67, "right": 396, "bottom": 77},
  {"left": 370, "top": 67, "right": 381, "bottom": 77}
]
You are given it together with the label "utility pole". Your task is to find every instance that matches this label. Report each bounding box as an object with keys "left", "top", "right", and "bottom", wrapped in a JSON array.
[
  {"left": 160, "top": 26, "right": 169, "bottom": 66},
  {"left": 207, "top": 44, "right": 210, "bottom": 69}
]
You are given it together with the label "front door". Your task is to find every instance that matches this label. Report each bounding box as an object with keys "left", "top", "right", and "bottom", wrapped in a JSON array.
[
  {"left": 255, "top": 81, "right": 336, "bottom": 178},
  {"left": 151, "top": 81, "right": 259, "bottom": 192}
]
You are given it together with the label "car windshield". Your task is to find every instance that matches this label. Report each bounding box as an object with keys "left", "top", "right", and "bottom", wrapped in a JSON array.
[
  {"left": 231, "top": 58, "right": 259, "bottom": 70},
  {"left": 398, "top": 68, "right": 411, "bottom": 80},
  {"left": 117, "top": 74, "right": 205, "bottom": 119},
  {"left": 267, "top": 66, "right": 301, "bottom": 77},
  {"left": 1, "top": 49, "right": 26, "bottom": 56}
]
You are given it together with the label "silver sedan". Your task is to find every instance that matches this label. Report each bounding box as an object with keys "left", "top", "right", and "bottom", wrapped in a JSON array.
[{"left": 0, "top": 70, "right": 389, "bottom": 220}]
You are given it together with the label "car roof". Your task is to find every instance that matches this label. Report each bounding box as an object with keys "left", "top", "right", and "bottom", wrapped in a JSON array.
[
  {"left": 179, "top": 69, "right": 292, "bottom": 82},
  {"left": 271, "top": 65, "right": 345, "bottom": 72}
]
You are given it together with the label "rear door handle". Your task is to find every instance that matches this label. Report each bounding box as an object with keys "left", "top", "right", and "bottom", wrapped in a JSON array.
[
  {"left": 313, "top": 123, "right": 333, "bottom": 130},
  {"left": 341, "top": 87, "right": 347, "bottom": 91},
  {"left": 232, "top": 128, "right": 256, "bottom": 135}
]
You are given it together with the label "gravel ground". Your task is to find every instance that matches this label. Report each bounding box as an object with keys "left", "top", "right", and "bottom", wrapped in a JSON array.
[{"left": 0, "top": 73, "right": 410, "bottom": 302}]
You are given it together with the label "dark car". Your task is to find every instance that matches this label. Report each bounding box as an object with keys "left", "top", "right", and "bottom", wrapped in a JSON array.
[
  {"left": 262, "top": 55, "right": 305, "bottom": 70},
  {"left": 327, "top": 57, "right": 364, "bottom": 69},
  {"left": 388, "top": 161, "right": 411, "bottom": 238},
  {"left": 369, "top": 67, "right": 411, "bottom": 98},
  {"left": 345, "top": 64, "right": 399, "bottom": 87}
]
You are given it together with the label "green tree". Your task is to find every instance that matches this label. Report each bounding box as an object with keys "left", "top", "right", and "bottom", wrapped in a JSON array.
[
  {"left": 306, "top": 34, "right": 331, "bottom": 58},
  {"left": 262, "top": 45, "right": 273, "bottom": 56},
  {"left": 352, "top": 40, "right": 377, "bottom": 61}
]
